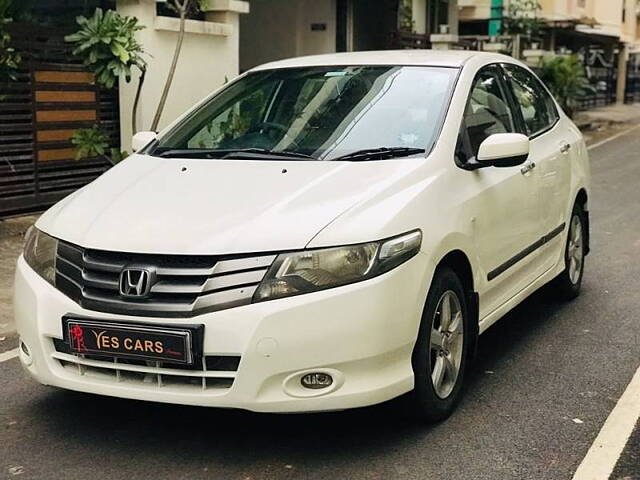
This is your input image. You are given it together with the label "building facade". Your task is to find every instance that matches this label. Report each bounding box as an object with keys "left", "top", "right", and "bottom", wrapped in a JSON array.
[{"left": 459, "top": 0, "right": 640, "bottom": 104}]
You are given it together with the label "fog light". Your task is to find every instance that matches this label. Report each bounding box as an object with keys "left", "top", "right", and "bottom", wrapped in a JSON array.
[{"left": 300, "top": 372, "right": 333, "bottom": 389}]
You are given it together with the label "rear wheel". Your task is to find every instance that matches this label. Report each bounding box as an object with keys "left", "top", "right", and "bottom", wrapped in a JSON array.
[
  {"left": 407, "top": 267, "right": 472, "bottom": 422},
  {"left": 550, "top": 204, "right": 586, "bottom": 300}
]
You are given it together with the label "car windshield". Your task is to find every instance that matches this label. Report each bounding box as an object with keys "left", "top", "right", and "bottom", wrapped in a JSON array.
[{"left": 149, "top": 65, "right": 458, "bottom": 161}]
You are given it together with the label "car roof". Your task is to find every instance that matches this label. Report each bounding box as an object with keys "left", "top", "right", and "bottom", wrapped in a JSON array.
[{"left": 250, "top": 50, "right": 515, "bottom": 71}]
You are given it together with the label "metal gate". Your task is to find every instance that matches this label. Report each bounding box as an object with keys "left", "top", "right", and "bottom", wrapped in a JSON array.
[
  {"left": 575, "top": 50, "right": 617, "bottom": 111},
  {"left": 0, "top": 23, "right": 119, "bottom": 219},
  {"left": 626, "top": 55, "right": 640, "bottom": 104}
]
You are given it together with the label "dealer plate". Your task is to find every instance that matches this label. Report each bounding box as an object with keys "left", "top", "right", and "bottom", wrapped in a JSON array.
[{"left": 63, "top": 319, "right": 195, "bottom": 365}]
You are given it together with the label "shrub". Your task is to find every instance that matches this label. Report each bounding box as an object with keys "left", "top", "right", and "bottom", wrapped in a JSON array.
[
  {"left": 502, "top": 0, "right": 544, "bottom": 37},
  {"left": 65, "top": 8, "right": 146, "bottom": 89},
  {"left": 538, "top": 55, "right": 595, "bottom": 118},
  {"left": 0, "top": 0, "right": 21, "bottom": 84},
  {"left": 66, "top": 8, "right": 147, "bottom": 139},
  {"left": 72, "top": 126, "right": 129, "bottom": 164}
]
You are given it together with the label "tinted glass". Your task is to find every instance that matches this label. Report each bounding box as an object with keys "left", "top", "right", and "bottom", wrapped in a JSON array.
[
  {"left": 154, "top": 66, "right": 458, "bottom": 160},
  {"left": 463, "top": 67, "right": 516, "bottom": 156},
  {"left": 503, "top": 64, "right": 558, "bottom": 136}
]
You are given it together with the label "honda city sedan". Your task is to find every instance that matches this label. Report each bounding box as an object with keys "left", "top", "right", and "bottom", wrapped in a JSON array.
[{"left": 15, "top": 50, "right": 590, "bottom": 421}]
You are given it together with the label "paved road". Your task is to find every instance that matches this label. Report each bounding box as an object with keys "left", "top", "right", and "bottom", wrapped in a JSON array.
[
  {"left": 613, "top": 419, "right": 640, "bottom": 479},
  {"left": 2, "top": 129, "right": 640, "bottom": 480},
  {"left": 0, "top": 215, "right": 34, "bottom": 338}
]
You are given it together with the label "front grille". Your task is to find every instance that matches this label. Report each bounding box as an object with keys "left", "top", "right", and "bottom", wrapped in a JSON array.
[
  {"left": 55, "top": 240, "right": 275, "bottom": 317},
  {"left": 52, "top": 338, "right": 239, "bottom": 391}
]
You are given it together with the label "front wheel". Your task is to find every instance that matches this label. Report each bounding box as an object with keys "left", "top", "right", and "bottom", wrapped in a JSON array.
[
  {"left": 550, "top": 204, "right": 586, "bottom": 300},
  {"left": 407, "top": 267, "right": 472, "bottom": 422}
]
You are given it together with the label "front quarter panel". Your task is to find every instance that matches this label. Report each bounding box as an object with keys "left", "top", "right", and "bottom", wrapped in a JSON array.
[
  {"left": 308, "top": 58, "right": 493, "bottom": 298},
  {"left": 307, "top": 154, "right": 485, "bottom": 306}
]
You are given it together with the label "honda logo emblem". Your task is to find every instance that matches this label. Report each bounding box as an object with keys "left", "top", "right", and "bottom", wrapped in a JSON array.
[{"left": 119, "top": 268, "right": 155, "bottom": 297}]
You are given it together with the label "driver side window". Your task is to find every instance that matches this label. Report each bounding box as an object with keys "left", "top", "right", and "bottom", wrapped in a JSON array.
[{"left": 459, "top": 66, "right": 516, "bottom": 161}]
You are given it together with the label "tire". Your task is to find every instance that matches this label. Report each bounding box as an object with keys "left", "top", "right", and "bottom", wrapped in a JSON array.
[
  {"left": 550, "top": 203, "right": 586, "bottom": 301},
  {"left": 407, "top": 267, "right": 473, "bottom": 422}
]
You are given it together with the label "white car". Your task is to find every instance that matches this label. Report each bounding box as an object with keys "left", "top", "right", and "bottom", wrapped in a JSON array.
[{"left": 15, "top": 50, "right": 590, "bottom": 421}]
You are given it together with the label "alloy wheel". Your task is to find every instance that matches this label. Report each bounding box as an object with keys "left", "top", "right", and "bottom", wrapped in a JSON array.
[
  {"left": 430, "top": 290, "right": 464, "bottom": 399},
  {"left": 568, "top": 215, "right": 584, "bottom": 284}
]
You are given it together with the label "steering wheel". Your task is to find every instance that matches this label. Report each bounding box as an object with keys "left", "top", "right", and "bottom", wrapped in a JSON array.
[{"left": 247, "top": 122, "right": 300, "bottom": 148}]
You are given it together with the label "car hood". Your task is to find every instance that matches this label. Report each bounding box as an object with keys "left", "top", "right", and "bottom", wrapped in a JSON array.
[{"left": 38, "top": 154, "right": 425, "bottom": 255}]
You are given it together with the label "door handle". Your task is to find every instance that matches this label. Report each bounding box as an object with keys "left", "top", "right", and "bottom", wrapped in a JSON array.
[
  {"left": 560, "top": 142, "right": 571, "bottom": 154},
  {"left": 520, "top": 162, "right": 536, "bottom": 175}
]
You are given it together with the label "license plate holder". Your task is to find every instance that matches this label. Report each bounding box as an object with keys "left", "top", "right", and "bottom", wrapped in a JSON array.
[{"left": 62, "top": 317, "right": 204, "bottom": 365}]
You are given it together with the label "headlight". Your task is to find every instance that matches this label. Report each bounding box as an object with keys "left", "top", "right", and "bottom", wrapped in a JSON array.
[
  {"left": 23, "top": 227, "right": 58, "bottom": 286},
  {"left": 254, "top": 230, "right": 421, "bottom": 302}
]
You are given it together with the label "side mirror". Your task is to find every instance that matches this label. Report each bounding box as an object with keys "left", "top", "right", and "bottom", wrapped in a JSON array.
[
  {"left": 476, "top": 133, "right": 529, "bottom": 167},
  {"left": 131, "top": 131, "right": 157, "bottom": 152}
]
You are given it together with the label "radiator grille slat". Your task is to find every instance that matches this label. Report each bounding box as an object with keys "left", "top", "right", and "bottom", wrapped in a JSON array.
[{"left": 54, "top": 240, "right": 274, "bottom": 317}]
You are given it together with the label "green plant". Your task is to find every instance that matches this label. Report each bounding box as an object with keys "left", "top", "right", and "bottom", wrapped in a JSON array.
[
  {"left": 0, "top": 0, "right": 21, "bottom": 84},
  {"left": 502, "top": 0, "right": 544, "bottom": 37},
  {"left": 65, "top": 9, "right": 145, "bottom": 88},
  {"left": 398, "top": 0, "right": 415, "bottom": 33},
  {"left": 65, "top": 8, "right": 146, "bottom": 132},
  {"left": 538, "top": 55, "right": 595, "bottom": 118},
  {"left": 71, "top": 126, "right": 130, "bottom": 165},
  {"left": 109, "top": 149, "right": 129, "bottom": 163},
  {"left": 71, "top": 126, "right": 109, "bottom": 160}
]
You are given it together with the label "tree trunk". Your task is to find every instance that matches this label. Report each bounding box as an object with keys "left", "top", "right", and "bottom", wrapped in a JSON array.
[
  {"left": 150, "top": 3, "right": 187, "bottom": 131},
  {"left": 132, "top": 67, "right": 146, "bottom": 133}
]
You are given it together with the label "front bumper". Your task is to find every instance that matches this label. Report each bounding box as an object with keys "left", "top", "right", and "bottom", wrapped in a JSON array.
[{"left": 14, "top": 253, "right": 433, "bottom": 412}]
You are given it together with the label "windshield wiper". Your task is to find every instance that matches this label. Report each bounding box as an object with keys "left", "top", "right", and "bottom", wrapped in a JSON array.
[
  {"left": 152, "top": 147, "right": 317, "bottom": 160},
  {"left": 219, "top": 148, "right": 317, "bottom": 160},
  {"left": 330, "top": 147, "right": 426, "bottom": 162}
]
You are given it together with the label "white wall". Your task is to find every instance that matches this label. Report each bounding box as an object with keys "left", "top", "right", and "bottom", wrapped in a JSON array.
[
  {"left": 240, "top": 0, "right": 336, "bottom": 72},
  {"left": 239, "top": 0, "right": 299, "bottom": 70},
  {"left": 298, "top": 0, "right": 337, "bottom": 56},
  {"left": 116, "top": 0, "right": 242, "bottom": 151},
  {"left": 412, "top": 0, "right": 427, "bottom": 33}
]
